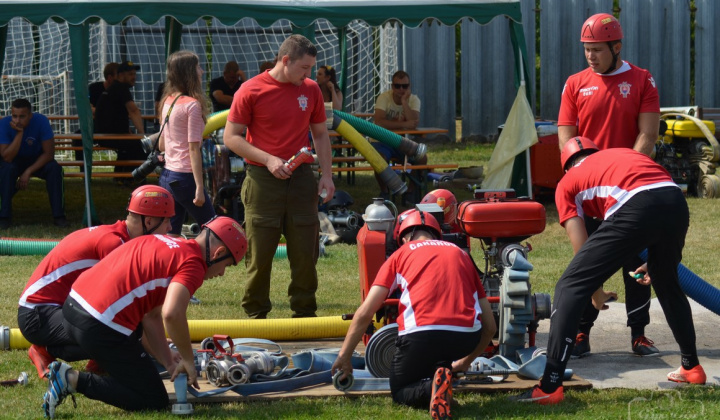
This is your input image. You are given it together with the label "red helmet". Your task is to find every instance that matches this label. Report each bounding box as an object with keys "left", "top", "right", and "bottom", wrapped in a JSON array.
[
  {"left": 421, "top": 189, "right": 458, "bottom": 226},
  {"left": 580, "top": 13, "right": 623, "bottom": 42},
  {"left": 127, "top": 185, "right": 175, "bottom": 217},
  {"left": 392, "top": 209, "right": 416, "bottom": 243},
  {"left": 203, "top": 216, "right": 247, "bottom": 265},
  {"left": 561, "top": 136, "right": 599, "bottom": 171},
  {"left": 395, "top": 209, "right": 442, "bottom": 246}
]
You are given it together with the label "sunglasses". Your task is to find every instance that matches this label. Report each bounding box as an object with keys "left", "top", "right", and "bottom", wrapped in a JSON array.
[{"left": 393, "top": 83, "right": 409, "bottom": 89}]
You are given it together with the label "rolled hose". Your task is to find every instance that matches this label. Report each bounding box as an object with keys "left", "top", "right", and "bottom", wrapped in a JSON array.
[
  {"left": 1, "top": 317, "right": 385, "bottom": 350},
  {"left": 639, "top": 249, "right": 720, "bottom": 315},
  {"left": 333, "top": 110, "right": 426, "bottom": 161},
  {"left": 0, "top": 238, "right": 287, "bottom": 259},
  {"left": 363, "top": 323, "right": 398, "bottom": 378},
  {"left": 332, "top": 116, "right": 407, "bottom": 196}
]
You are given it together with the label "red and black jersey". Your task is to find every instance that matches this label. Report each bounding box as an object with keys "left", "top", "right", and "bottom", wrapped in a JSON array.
[
  {"left": 373, "top": 239, "right": 486, "bottom": 335},
  {"left": 558, "top": 61, "right": 659, "bottom": 150},
  {"left": 69, "top": 234, "right": 206, "bottom": 336},
  {"left": 19, "top": 221, "right": 130, "bottom": 308},
  {"left": 555, "top": 148, "right": 677, "bottom": 225}
]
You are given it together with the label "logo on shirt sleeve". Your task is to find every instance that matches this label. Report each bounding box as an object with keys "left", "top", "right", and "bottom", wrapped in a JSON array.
[
  {"left": 297, "top": 95, "right": 308, "bottom": 111},
  {"left": 618, "top": 81, "right": 632, "bottom": 98},
  {"left": 648, "top": 76, "right": 656, "bottom": 88}
]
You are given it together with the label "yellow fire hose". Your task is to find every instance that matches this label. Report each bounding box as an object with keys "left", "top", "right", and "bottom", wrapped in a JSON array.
[
  {"left": 2, "top": 317, "right": 385, "bottom": 350},
  {"left": 332, "top": 117, "right": 407, "bottom": 195}
]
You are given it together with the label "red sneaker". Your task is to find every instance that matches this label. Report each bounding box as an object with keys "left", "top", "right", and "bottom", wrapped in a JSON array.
[
  {"left": 511, "top": 384, "right": 564, "bottom": 405},
  {"left": 667, "top": 365, "right": 706, "bottom": 385},
  {"left": 28, "top": 344, "right": 56, "bottom": 379},
  {"left": 430, "top": 367, "right": 453, "bottom": 420}
]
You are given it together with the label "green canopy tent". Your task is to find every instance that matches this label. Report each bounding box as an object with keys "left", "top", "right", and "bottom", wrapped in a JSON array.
[{"left": 0, "top": 0, "right": 532, "bottom": 225}]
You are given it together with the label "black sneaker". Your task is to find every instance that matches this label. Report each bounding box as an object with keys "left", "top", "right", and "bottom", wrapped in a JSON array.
[
  {"left": 632, "top": 336, "right": 660, "bottom": 357},
  {"left": 571, "top": 332, "right": 591, "bottom": 359}
]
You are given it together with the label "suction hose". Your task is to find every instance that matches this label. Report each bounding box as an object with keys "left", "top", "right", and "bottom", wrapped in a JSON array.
[
  {"left": 203, "top": 109, "right": 230, "bottom": 138},
  {"left": 0, "top": 238, "right": 58, "bottom": 255},
  {"left": 185, "top": 316, "right": 355, "bottom": 342},
  {"left": 0, "top": 238, "right": 287, "bottom": 259},
  {"left": 0, "top": 326, "right": 31, "bottom": 350},
  {"left": 332, "top": 115, "right": 407, "bottom": 196},
  {"left": 333, "top": 110, "right": 427, "bottom": 161},
  {"left": 639, "top": 249, "right": 720, "bottom": 315},
  {"left": 2, "top": 317, "right": 385, "bottom": 350}
]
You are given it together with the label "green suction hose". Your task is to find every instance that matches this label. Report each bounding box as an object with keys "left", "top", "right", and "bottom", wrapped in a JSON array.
[{"left": 333, "top": 110, "right": 426, "bottom": 160}]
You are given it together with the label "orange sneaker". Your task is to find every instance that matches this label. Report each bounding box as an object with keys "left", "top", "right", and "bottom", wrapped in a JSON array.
[
  {"left": 28, "top": 344, "right": 56, "bottom": 379},
  {"left": 511, "top": 384, "right": 564, "bottom": 405},
  {"left": 430, "top": 367, "right": 453, "bottom": 420},
  {"left": 667, "top": 365, "right": 706, "bottom": 385}
]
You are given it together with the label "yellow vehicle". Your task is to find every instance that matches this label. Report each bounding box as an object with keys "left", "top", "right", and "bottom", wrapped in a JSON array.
[{"left": 655, "top": 113, "right": 720, "bottom": 197}]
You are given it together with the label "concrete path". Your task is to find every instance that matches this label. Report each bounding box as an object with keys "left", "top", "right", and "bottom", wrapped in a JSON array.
[{"left": 533, "top": 298, "right": 720, "bottom": 389}]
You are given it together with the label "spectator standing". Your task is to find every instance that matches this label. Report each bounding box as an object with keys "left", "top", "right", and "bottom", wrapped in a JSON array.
[
  {"left": 88, "top": 62, "right": 119, "bottom": 116},
  {"left": 557, "top": 13, "right": 662, "bottom": 358},
  {"left": 94, "top": 60, "right": 146, "bottom": 176},
  {"left": 0, "top": 98, "right": 67, "bottom": 229},
  {"left": 157, "top": 50, "right": 216, "bottom": 235},
  {"left": 224, "top": 34, "right": 335, "bottom": 319}
]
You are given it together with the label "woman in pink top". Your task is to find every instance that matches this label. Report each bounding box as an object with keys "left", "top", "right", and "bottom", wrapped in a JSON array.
[{"left": 158, "top": 51, "right": 216, "bottom": 235}]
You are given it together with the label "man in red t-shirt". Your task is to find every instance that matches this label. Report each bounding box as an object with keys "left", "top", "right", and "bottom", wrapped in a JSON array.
[
  {"left": 557, "top": 13, "right": 662, "bottom": 358},
  {"left": 332, "top": 210, "right": 496, "bottom": 419},
  {"left": 514, "top": 137, "right": 705, "bottom": 405},
  {"left": 41, "top": 216, "right": 247, "bottom": 418},
  {"left": 224, "top": 34, "right": 335, "bottom": 319},
  {"left": 18, "top": 185, "right": 174, "bottom": 379}
]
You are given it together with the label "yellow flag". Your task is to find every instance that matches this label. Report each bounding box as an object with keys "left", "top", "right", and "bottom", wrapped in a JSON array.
[{"left": 482, "top": 84, "right": 537, "bottom": 190}]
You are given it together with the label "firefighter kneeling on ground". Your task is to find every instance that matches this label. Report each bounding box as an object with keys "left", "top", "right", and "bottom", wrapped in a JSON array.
[{"left": 332, "top": 209, "right": 496, "bottom": 420}]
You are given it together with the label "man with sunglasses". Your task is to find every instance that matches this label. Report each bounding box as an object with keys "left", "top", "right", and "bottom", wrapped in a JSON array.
[{"left": 373, "top": 71, "right": 427, "bottom": 203}]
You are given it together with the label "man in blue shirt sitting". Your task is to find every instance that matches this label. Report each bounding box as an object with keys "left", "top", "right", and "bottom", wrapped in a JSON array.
[{"left": 0, "top": 98, "right": 67, "bottom": 229}]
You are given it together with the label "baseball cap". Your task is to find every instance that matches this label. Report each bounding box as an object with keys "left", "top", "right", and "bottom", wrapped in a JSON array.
[{"left": 118, "top": 60, "right": 140, "bottom": 73}]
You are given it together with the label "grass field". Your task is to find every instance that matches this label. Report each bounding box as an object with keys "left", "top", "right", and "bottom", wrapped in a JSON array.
[{"left": 1, "top": 142, "right": 718, "bottom": 419}]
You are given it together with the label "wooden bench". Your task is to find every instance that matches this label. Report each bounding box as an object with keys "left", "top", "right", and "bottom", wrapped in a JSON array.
[
  {"left": 58, "top": 160, "right": 144, "bottom": 167},
  {"left": 329, "top": 163, "right": 458, "bottom": 173},
  {"left": 63, "top": 172, "right": 157, "bottom": 178}
]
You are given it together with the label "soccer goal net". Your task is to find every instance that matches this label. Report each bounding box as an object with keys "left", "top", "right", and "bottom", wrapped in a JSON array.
[{"left": 0, "top": 16, "right": 398, "bottom": 136}]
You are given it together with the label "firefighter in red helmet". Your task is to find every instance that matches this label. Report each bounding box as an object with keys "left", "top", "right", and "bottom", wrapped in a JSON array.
[{"left": 557, "top": 11, "right": 661, "bottom": 360}]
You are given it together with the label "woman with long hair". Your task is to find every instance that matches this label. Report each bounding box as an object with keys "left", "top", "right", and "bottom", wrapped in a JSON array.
[
  {"left": 158, "top": 50, "right": 216, "bottom": 235},
  {"left": 316, "top": 65, "right": 343, "bottom": 110}
]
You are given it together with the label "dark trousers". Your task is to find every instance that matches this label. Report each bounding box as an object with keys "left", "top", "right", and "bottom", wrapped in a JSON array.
[
  {"left": 578, "top": 217, "right": 650, "bottom": 335},
  {"left": 17, "top": 305, "right": 89, "bottom": 362},
  {"left": 390, "top": 329, "right": 481, "bottom": 408},
  {"left": 159, "top": 169, "right": 216, "bottom": 235},
  {"left": 0, "top": 157, "right": 65, "bottom": 219},
  {"left": 543, "top": 187, "right": 697, "bottom": 390},
  {"left": 241, "top": 164, "right": 319, "bottom": 318},
  {"left": 63, "top": 297, "right": 168, "bottom": 412}
]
